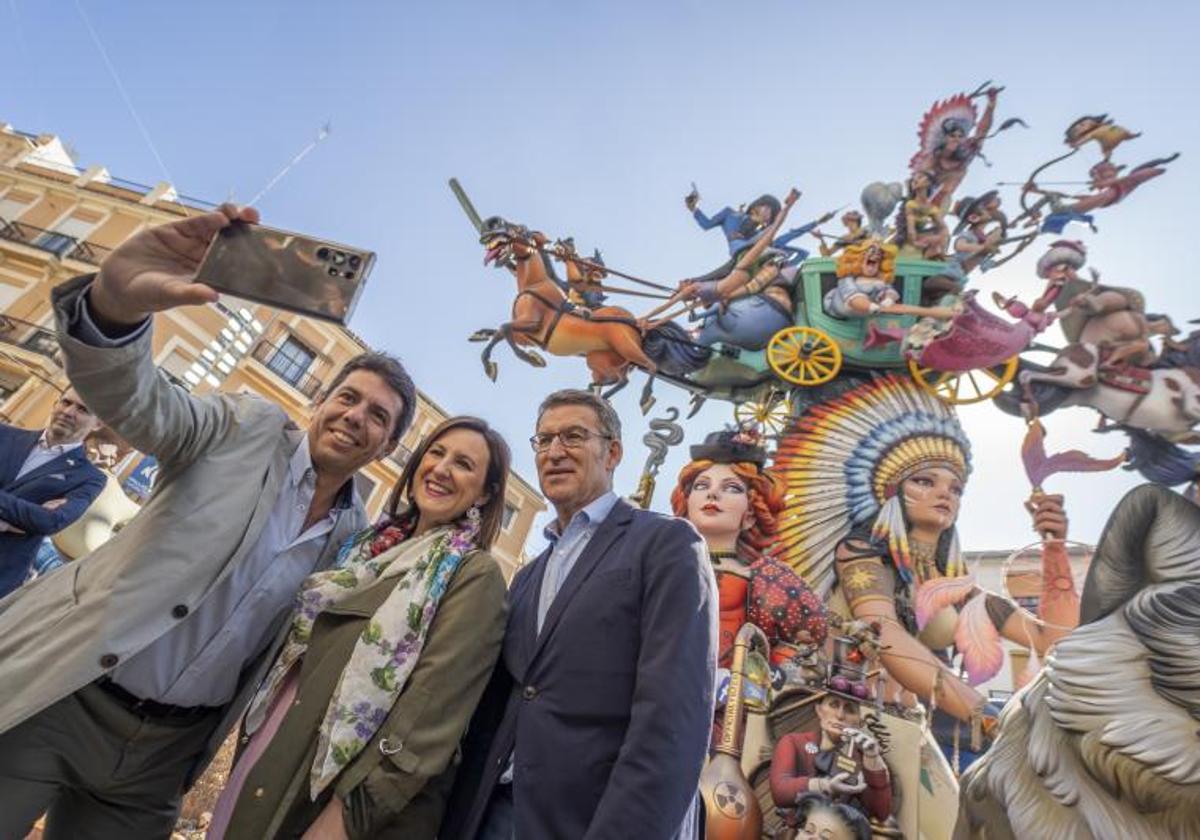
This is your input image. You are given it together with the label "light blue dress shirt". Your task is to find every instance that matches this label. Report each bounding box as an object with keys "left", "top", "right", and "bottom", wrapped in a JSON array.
[
  {"left": 15, "top": 433, "right": 83, "bottom": 480},
  {"left": 499, "top": 490, "right": 619, "bottom": 789},
  {"left": 67, "top": 285, "right": 358, "bottom": 708},
  {"left": 536, "top": 490, "right": 619, "bottom": 633},
  {"left": 111, "top": 435, "right": 354, "bottom": 707}
]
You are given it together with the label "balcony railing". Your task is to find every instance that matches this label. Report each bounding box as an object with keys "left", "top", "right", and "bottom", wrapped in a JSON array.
[
  {"left": 0, "top": 218, "right": 114, "bottom": 265},
  {"left": 251, "top": 340, "right": 323, "bottom": 398},
  {"left": 388, "top": 443, "right": 414, "bottom": 470},
  {"left": 0, "top": 314, "right": 61, "bottom": 366}
]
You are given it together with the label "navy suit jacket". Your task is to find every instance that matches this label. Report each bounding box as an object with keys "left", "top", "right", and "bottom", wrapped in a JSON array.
[
  {"left": 0, "top": 424, "right": 106, "bottom": 597},
  {"left": 442, "top": 499, "right": 718, "bottom": 840}
]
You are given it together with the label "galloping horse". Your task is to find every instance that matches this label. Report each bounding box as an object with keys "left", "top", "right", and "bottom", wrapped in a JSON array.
[
  {"left": 473, "top": 216, "right": 657, "bottom": 395},
  {"left": 1006, "top": 361, "right": 1200, "bottom": 443}
]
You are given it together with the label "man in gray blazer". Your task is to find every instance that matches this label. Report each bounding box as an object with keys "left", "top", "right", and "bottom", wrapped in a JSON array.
[{"left": 0, "top": 205, "right": 417, "bottom": 838}]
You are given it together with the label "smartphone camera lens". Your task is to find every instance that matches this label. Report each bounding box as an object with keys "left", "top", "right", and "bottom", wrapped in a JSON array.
[
  {"left": 328, "top": 267, "right": 340, "bottom": 277},
  {"left": 348, "top": 255, "right": 361, "bottom": 270},
  {"left": 343, "top": 271, "right": 355, "bottom": 280},
  {"left": 316, "top": 247, "right": 331, "bottom": 260},
  {"left": 331, "top": 251, "right": 346, "bottom": 266}
]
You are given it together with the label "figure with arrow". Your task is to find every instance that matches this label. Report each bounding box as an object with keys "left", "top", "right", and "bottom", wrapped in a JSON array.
[{"left": 1024, "top": 154, "right": 1181, "bottom": 234}]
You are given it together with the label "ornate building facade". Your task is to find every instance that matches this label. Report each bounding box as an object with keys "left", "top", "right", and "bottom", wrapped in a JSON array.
[{"left": 0, "top": 122, "right": 543, "bottom": 579}]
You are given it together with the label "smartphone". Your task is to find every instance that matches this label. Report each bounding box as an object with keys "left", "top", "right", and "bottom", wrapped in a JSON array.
[{"left": 195, "top": 221, "right": 375, "bottom": 325}]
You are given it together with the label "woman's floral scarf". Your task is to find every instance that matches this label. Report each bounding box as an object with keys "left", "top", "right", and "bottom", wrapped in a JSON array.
[{"left": 244, "top": 513, "right": 478, "bottom": 798}]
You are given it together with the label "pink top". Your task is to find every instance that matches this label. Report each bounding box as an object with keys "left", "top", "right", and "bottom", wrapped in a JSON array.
[{"left": 207, "top": 667, "right": 300, "bottom": 839}]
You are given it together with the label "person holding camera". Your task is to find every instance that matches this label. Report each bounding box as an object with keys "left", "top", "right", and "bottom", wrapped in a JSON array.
[{"left": 0, "top": 204, "right": 417, "bottom": 838}]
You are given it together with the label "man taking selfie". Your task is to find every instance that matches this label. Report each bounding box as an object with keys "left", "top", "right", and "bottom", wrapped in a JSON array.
[{"left": 0, "top": 205, "right": 417, "bottom": 838}]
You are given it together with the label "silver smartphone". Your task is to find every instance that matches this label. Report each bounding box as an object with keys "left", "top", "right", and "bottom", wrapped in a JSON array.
[{"left": 195, "top": 221, "right": 375, "bottom": 325}]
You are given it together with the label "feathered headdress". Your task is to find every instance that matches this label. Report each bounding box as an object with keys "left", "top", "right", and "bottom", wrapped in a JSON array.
[
  {"left": 773, "top": 375, "right": 971, "bottom": 595},
  {"left": 909, "top": 93, "right": 979, "bottom": 172}
]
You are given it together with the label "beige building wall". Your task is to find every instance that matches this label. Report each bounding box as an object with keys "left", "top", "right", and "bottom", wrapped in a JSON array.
[{"left": 0, "top": 123, "right": 543, "bottom": 579}]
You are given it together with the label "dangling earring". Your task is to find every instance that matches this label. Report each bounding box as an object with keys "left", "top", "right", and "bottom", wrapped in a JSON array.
[{"left": 466, "top": 502, "right": 482, "bottom": 527}]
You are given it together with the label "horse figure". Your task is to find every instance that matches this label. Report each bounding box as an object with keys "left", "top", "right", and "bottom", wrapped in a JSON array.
[
  {"left": 472, "top": 217, "right": 707, "bottom": 405},
  {"left": 999, "top": 358, "right": 1200, "bottom": 444}
]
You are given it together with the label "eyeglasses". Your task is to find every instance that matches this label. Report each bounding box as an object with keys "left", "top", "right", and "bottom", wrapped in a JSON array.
[{"left": 529, "top": 427, "right": 612, "bottom": 452}]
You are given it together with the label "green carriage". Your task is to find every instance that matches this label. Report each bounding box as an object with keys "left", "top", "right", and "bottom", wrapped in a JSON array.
[{"left": 672, "top": 256, "right": 1017, "bottom": 425}]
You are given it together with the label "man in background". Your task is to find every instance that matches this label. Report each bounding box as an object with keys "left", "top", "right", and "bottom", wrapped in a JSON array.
[{"left": 0, "top": 385, "right": 105, "bottom": 597}]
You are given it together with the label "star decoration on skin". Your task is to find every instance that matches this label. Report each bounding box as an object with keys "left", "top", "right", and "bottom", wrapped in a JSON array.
[{"left": 844, "top": 567, "right": 878, "bottom": 591}]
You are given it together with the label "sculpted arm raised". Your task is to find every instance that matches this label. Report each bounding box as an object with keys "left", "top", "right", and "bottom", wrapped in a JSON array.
[{"left": 837, "top": 548, "right": 985, "bottom": 723}]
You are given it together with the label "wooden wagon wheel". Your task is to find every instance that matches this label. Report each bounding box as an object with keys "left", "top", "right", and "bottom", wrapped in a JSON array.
[
  {"left": 908, "top": 356, "right": 1019, "bottom": 405},
  {"left": 733, "top": 391, "right": 792, "bottom": 438},
  {"left": 767, "top": 327, "right": 842, "bottom": 387}
]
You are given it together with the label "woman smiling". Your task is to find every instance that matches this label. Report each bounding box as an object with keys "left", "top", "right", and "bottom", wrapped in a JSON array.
[{"left": 209, "top": 417, "right": 511, "bottom": 840}]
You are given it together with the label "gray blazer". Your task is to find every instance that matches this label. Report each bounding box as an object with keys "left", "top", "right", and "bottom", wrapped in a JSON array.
[{"left": 0, "top": 274, "right": 366, "bottom": 783}]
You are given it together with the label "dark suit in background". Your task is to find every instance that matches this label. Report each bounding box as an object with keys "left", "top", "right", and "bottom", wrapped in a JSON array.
[
  {"left": 0, "top": 424, "right": 105, "bottom": 597},
  {"left": 443, "top": 499, "right": 717, "bottom": 840}
]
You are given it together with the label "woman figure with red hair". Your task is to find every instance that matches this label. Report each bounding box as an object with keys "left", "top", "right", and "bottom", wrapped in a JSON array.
[{"left": 670, "top": 429, "right": 827, "bottom": 676}]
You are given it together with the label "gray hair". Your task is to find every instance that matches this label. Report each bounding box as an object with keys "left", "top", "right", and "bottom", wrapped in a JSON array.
[{"left": 537, "top": 389, "right": 622, "bottom": 442}]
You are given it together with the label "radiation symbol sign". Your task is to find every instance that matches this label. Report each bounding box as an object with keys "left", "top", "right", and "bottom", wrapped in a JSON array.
[{"left": 712, "top": 781, "right": 748, "bottom": 819}]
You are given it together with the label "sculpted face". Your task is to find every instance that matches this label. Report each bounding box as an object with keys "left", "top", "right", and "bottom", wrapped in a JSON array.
[
  {"left": 1090, "top": 161, "right": 1119, "bottom": 186},
  {"left": 749, "top": 203, "right": 775, "bottom": 226},
  {"left": 685, "top": 464, "right": 754, "bottom": 548},
  {"left": 862, "top": 245, "right": 884, "bottom": 278},
  {"left": 910, "top": 171, "right": 932, "bottom": 196},
  {"left": 1045, "top": 261, "right": 1078, "bottom": 285},
  {"left": 815, "top": 693, "right": 861, "bottom": 742},
  {"left": 902, "top": 466, "right": 964, "bottom": 534},
  {"left": 943, "top": 124, "right": 965, "bottom": 153},
  {"left": 798, "top": 806, "right": 856, "bottom": 840}
]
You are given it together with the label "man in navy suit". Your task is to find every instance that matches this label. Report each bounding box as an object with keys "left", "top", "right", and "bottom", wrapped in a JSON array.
[
  {"left": 443, "top": 389, "right": 718, "bottom": 840},
  {"left": 0, "top": 386, "right": 106, "bottom": 597}
]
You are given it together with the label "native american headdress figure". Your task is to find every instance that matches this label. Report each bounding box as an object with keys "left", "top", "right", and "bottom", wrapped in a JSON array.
[
  {"left": 773, "top": 374, "right": 972, "bottom": 596},
  {"left": 909, "top": 93, "right": 979, "bottom": 173}
]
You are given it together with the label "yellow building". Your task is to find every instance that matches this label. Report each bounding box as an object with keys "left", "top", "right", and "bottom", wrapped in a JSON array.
[{"left": 0, "top": 122, "right": 543, "bottom": 578}]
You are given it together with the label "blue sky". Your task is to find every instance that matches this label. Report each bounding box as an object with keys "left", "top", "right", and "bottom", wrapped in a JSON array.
[{"left": 4, "top": 0, "right": 1197, "bottom": 553}]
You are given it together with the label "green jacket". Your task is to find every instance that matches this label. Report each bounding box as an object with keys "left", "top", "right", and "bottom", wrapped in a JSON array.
[{"left": 223, "top": 549, "right": 507, "bottom": 839}]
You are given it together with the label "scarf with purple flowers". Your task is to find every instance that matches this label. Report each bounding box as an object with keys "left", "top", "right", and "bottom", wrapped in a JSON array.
[{"left": 244, "top": 514, "right": 478, "bottom": 798}]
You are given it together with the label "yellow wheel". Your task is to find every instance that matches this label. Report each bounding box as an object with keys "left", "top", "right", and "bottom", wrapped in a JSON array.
[
  {"left": 734, "top": 390, "right": 792, "bottom": 437},
  {"left": 908, "top": 356, "right": 1019, "bottom": 405},
  {"left": 767, "top": 327, "right": 842, "bottom": 386}
]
